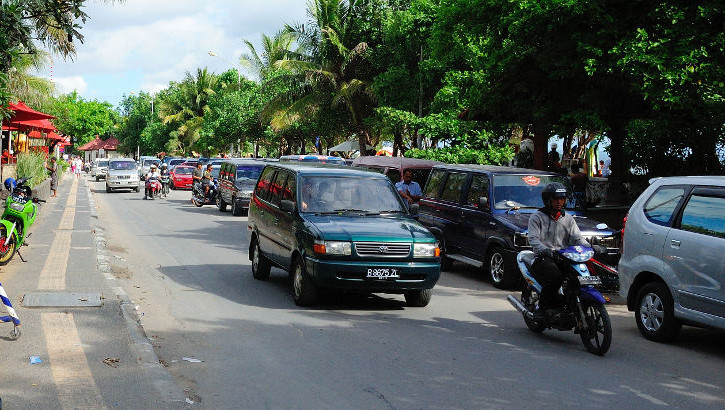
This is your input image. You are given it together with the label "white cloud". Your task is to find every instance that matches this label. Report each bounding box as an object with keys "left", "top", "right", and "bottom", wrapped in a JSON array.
[
  {"left": 54, "top": 76, "right": 88, "bottom": 94},
  {"left": 49, "top": 1, "right": 309, "bottom": 105}
]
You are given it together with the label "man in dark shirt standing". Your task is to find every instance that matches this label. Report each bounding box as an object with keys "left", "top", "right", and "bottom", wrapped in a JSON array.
[{"left": 192, "top": 162, "right": 203, "bottom": 196}]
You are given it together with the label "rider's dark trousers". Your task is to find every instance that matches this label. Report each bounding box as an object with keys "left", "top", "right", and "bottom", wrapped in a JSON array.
[{"left": 531, "top": 256, "right": 564, "bottom": 310}]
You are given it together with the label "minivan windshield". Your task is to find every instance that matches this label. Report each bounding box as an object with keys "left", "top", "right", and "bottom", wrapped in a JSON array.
[
  {"left": 109, "top": 161, "right": 136, "bottom": 170},
  {"left": 492, "top": 175, "right": 576, "bottom": 210},
  {"left": 236, "top": 166, "right": 263, "bottom": 182},
  {"left": 143, "top": 159, "right": 160, "bottom": 167},
  {"left": 299, "top": 176, "right": 406, "bottom": 214},
  {"left": 98, "top": 160, "right": 109, "bottom": 167}
]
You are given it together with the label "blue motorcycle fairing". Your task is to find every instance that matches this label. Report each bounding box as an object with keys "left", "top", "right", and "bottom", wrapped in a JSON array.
[{"left": 580, "top": 286, "right": 606, "bottom": 304}]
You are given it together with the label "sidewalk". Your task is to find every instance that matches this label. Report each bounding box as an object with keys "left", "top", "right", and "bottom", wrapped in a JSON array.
[{"left": 0, "top": 173, "right": 183, "bottom": 409}]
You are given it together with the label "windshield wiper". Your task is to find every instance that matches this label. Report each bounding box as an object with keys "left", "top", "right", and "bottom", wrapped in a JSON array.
[{"left": 378, "top": 210, "right": 405, "bottom": 214}]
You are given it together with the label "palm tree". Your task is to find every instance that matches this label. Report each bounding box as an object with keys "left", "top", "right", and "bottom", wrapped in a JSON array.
[
  {"left": 240, "top": 30, "right": 301, "bottom": 81},
  {"left": 267, "top": 0, "right": 377, "bottom": 155},
  {"left": 7, "top": 50, "right": 55, "bottom": 108},
  {"left": 160, "top": 68, "right": 218, "bottom": 153}
]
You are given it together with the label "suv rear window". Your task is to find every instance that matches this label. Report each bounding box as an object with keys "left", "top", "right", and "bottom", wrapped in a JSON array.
[
  {"left": 424, "top": 169, "right": 447, "bottom": 199},
  {"left": 679, "top": 195, "right": 725, "bottom": 238},
  {"left": 643, "top": 187, "right": 686, "bottom": 226},
  {"left": 440, "top": 172, "right": 467, "bottom": 203}
]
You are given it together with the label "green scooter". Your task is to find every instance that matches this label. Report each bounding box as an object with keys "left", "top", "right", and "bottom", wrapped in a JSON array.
[{"left": 0, "top": 177, "right": 43, "bottom": 264}]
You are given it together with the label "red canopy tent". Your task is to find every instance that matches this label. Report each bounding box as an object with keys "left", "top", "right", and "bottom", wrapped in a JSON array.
[
  {"left": 4, "top": 100, "right": 56, "bottom": 122},
  {"left": 10, "top": 118, "right": 56, "bottom": 133}
]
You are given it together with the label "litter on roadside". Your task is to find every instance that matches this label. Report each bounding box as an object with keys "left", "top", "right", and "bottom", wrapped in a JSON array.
[
  {"left": 181, "top": 357, "right": 203, "bottom": 363},
  {"left": 29, "top": 356, "right": 42, "bottom": 364},
  {"left": 103, "top": 357, "right": 121, "bottom": 368},
  {"left": 185, "top": 398, "right": 194, "bottom": 404}
]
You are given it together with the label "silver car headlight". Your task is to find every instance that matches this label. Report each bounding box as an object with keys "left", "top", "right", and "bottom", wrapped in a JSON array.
[
  {"left": 314, "top": 240, "right": 351, "bottom": 255},
  {"left": 413, "top": 242, "right": 439, "bottom": 258}
]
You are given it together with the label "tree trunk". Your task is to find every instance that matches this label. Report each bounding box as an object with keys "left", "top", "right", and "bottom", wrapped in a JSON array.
[
  {"left": 690, "top": 131, "right": 722, "bottom": 174},
  {"left": 358, "top": 130, "right": 370, "bottom": 156},
  {"left": 393, "top": 130, "right": 402, "bottom": 157},
  {"left": 605, "top": 127, "right": 626, "bottom": 205},
  {"left": 532, "top": 125, "right": 548, "bottom": 171}
]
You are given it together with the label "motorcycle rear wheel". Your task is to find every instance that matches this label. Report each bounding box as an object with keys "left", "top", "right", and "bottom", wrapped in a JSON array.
[
  {"left": 580, "top": 302, "right": 612, "bottom": 356},
  {"left": 521, "top": 286, "right": 546, "bottom": 332},
  {"left": 0, "top": 229, "right": 17, "bottom": 265}
]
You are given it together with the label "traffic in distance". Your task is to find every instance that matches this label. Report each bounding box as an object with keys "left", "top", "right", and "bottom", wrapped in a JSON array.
[{"left": 89, "top": 153, "right": 725, "bottom": 356}]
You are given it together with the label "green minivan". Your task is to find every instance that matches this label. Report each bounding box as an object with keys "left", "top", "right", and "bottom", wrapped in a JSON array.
[{"left": 247, "top": 163, "right": 441, "bottom": 307}]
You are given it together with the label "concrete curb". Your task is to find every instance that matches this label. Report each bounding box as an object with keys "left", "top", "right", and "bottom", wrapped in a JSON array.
[{"left": 83, "top": 179, "right": 185, "bottom": 404}]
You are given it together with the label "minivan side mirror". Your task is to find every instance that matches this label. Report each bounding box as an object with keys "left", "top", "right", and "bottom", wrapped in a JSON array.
[
  {"left": 478, "top": 196, "right": 489, "bottom": 210},
  {"left": 280, "top": 199, "right": 296, "bottom": 213},
  {"left": 409, "top": 203, "right": 420, "bottom": 215}
]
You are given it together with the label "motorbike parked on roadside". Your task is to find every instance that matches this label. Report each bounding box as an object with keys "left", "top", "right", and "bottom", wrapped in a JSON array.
[
  {"left": 0, "top": 178, "right": 44, "bottom": 264},
  {"left": 507, "top": 245, "right": 612, "bottom": 355},
  {"left": 191, "top": 178, "right": 218, "bottom": 207},
  {"left": 145, "top": 176, "right": 162, "bottom": 200}
]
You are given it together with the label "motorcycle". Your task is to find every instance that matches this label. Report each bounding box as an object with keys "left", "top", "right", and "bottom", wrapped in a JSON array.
[
  {"left": 145, "top": 176, "right": 162, "bottom": 200},
  {"left": 507, "top": 245, "right": 612, "bottom": 355},
  {"left": 0, "top": 178, "right": 44, "bottom": 265},
  {"left": 191, "top": 178, "right": 218, "bottom": 207},
  {"left": 160, "top": 173, "right": 170, "bottom": 198}
]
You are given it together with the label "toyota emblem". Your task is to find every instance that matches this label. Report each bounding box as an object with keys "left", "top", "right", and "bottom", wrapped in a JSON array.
[{"left": 378, "top": 246, "right": 389, "bottom": 253}]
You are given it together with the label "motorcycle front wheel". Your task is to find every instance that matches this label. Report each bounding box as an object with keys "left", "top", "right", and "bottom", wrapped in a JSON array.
[
  {"left": 580, "top": 302, "right": 612, "bottom": 356},
  {"left": 0, "top": 228, "right": 16, "bottom": 265}
]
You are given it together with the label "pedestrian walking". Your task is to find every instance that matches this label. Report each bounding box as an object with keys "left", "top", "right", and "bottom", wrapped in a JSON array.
[
  {"left": 74, "top": 157, "right": 82, "bottom": 179},
  {"left": 45, "top": 156, "right": 58, "bottom": 197}
]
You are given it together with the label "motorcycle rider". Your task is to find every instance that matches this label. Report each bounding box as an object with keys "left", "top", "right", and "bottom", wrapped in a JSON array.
[
  {"left": 160, "top": 163, "right": 170, "bottom": 197},
  {"left": 192, "top": 162, "right": 203, "bottom": 197},
  {"left": 527, "top": 182, "right": 606, "bottom": 321},
  {"left": 202, "top": 163, "right": 214, "bottom": 199},
  {"left": 144, "top": 164, "right": 161, "bottom": 199}
]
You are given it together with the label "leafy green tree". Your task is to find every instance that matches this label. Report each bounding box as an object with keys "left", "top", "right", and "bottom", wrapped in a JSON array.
[
  {"left": 160, "top": 68, "right": 218, "bottom": 154},
  {"left": 46, "top": 92, "right": 118, "bottom": 150},
  {"left": 240, "top": 31, "right": 300, "bottom": 81}
]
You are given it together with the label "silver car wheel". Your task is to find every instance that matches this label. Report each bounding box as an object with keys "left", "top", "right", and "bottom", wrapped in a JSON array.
[
  {"left": 252, "top": 242, "right": 260, "bottom": 271},
  {"left": 490, "top": 252, "right": 505, "bottom": 283},
  {"left": 293, "top": 264, "right": 303, "bottom": 297},
  {"left": 639, "top": 292, "right": 664, "bottom": 332}
]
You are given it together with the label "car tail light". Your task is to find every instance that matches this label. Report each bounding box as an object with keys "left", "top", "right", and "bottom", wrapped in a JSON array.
[{"left": 621, "top": 214, "right": 628, "bottom": 253}]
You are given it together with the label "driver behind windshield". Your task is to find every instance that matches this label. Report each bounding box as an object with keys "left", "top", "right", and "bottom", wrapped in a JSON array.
[{"left": 527, "top": 182, "right": 597, "bottom": 321}]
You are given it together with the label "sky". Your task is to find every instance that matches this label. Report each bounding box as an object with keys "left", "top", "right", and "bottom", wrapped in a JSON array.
[{"left": 46, "top": 0, "right": 309, "bottom": 108}]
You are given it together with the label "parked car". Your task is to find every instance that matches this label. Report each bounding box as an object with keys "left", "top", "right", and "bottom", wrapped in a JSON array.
[
  {"left": 217, "top": 159, "right": 266, "bottom": 216},
  {"left": 166, "top": 157, "right": 187, "bottom": 171},
  {"left": 91, "top": 158, "right": 109, "bottom": 181},
  {"left": 279, "top": 154, "right": 347, "bottom": 165},
  {"left": 618, "top": 176, "right": 725, "bottom": 342},
  {"left": 170, "top": 165, "right": 195, "bottom": 190},
  {"left": 105, "top": 158, "right": 140, "bottom": 193},
  {"left": 418, "top": 164, "right": 619, "bottom": 289},
  {"left": 351, "top": 156, "right": 442, "bottom": 187},
  {"left": 138, "top": 156, "right": 160, "bottom": 180},
  {"left": 247, "top": 163, "right": 441, "bottom": 307}
]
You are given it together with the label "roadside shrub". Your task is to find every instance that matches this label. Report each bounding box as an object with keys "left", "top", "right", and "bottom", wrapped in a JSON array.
[
  {"left": 406, "top": 145, "right": 514, "bottom": 165},
  {"left": 15, "top": 151, "right": 48, "bottom": 187},
  {"left": 57, "top": 158, "right": 69, "bottom": 174}
]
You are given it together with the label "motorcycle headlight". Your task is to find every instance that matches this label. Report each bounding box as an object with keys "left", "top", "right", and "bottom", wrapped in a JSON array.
[
  {"left": 561, "top": 250, "right": 594, "bottom": 262},
  {"left": 9, "top": 202, "right": 25, "bottom": 212},
  {"left": 413, "top": 242, "right": 440, "bottom": 258},
  {"left": 313, "top": 240, "right": 351, "bottom": 255}
]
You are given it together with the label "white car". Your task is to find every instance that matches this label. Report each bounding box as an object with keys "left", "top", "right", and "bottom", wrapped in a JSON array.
[
  {"left": 92, "top": 158, "right": 109, "bottom": 181},
  {"left": 106, "top": 158, "right": 140, "bottom": 193}
]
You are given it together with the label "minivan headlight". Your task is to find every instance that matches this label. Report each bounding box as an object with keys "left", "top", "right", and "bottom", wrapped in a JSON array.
[
  {"left": 414, "top": 243, "right": 440, "bottom": 258},
  {"left": 314, "top": 240, "right": 351, "bottom": 255}
]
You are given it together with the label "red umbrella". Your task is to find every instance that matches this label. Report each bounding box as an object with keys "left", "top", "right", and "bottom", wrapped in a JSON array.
[
  {"left": 5, "top": 100, "right": 56, "bottom": 122},
  {"left": 10, "top": 118, "right": 56, "bottom": 132}
]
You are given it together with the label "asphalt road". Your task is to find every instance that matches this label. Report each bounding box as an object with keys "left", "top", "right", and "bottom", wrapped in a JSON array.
[{"left": 91, "top": 178, "right": 725, "bottom": 409}]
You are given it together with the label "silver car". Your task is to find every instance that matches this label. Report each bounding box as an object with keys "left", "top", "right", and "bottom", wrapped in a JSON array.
[
  {"left": 619, "top": 176, "right": 725, "bottom": 342},
  {"left": 139, "top": 157, "right": 160, "bottom": 180},
  {"left": 106, "top": 158, "right": 140, "bottom": 193},
  {"left": 92, "top": 159, "right": 109, "bottom": 181}
]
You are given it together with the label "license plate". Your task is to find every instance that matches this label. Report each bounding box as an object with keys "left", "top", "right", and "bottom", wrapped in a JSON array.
[
  {"left": 366, "top": 268, "right": 400, "bottom": 279},
  {"left": 578, "top": 276, "right": 602, "bottom": 285}
]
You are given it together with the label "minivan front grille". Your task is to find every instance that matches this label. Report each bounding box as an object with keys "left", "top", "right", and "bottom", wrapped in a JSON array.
[{"left": 354, "top": 242, "right": 411, "bottom": 257}]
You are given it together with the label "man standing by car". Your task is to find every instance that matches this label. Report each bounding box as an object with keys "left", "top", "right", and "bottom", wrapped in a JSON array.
[
  {"left": 396, "top": 169, "right": 422, "bottom": 207},
  {"left": 527, "top": 183, "right": 604, "bottom": 320}
]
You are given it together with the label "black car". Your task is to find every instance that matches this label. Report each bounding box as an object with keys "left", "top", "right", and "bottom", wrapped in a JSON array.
[
  {"left": 217, "top": 159, "right": 267, "bottom": 215},
  {"left": 418, "top": 164, "right": 619, "bottom": 289}
]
